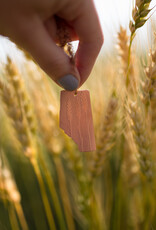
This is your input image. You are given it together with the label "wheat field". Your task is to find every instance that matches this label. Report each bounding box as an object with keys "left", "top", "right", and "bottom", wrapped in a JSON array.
[{"left": 0, "top": 1, "right": 156, "bottom": 230}]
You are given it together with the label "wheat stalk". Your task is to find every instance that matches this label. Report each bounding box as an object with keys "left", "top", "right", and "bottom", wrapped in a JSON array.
[
  {"left": 0, "top": 80, "right": 32, "bottom": 153},
  {"left": 3, "top": 58, "right": 58, "bottom": 230},
  {"left": 118, "top": 26, "right": 134, "bottom": 78},
  {"left": 128, "top": 102, "right": 153, "bottom": 180},
  {"left": 90, "top": 93, "right": 118, "bottom": 178},
  {"left": 141, "top": 42, "right": 156, "bottom": 130},
  {"left": 126, "top": 0, "right": 152, "bottom": 87},
  {"left": 129, "top": 0, "right": 152, "bottom": 36},
  {"left": 117, "top": 26, "right": 136, "bottom": 91},
  {"left": 142, "top": 50, "right": 156, "bottom": 105},
  {"left": 6, "top": 57, "right": 37, "bottom": 136},
  {"left": 0, "top": 151, "right": 29, "bottom": 230},
  {"left": 122, "top": 140, "right": 140, "bottom": 189}
]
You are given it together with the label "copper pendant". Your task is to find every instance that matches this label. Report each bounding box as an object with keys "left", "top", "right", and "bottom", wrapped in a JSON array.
[{"left": 60, "top": 90, "right": 96, "bottom": 152}]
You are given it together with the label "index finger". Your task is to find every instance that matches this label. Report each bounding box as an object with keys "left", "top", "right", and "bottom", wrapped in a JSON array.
[{"left": 72, "top": 0, "right": 104, "bottom": 86}]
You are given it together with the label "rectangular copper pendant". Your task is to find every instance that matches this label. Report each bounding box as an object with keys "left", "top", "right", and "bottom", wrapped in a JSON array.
[{"left": 60, "top": 90, "right": 96, "bottom": 152}]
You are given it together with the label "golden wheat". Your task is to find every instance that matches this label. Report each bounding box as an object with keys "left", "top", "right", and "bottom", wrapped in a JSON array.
[
  {"left": 128, "top": 102, "right": 153, "bottom": 180},
  {"left": 90, "top": 93, "right": 118, "bottom": 178},
  {"left": 0, "top": 80, "right": 32, "bottom": 153},
  {"left": 129, "top": 0, "right": 152, "bottom": 36},
  {"left": 118, "top": 26, "right": 134, "bottom": 78}
]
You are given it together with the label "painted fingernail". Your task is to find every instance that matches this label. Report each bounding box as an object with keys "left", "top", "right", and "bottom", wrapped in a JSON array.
[{"left": 57, "top": 74, "right": 79, "bottom": 91}]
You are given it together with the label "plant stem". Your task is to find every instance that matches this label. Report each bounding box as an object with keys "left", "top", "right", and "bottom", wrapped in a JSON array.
[
  {"left": 126, "top": 34, "right": 134, "bottom": 88},
  {"left": 38, "top": 152, "right": 67, "bottom": 230},
  {"left": 8, "top": 203, "right": 21, "bottom": 230},
  {"left": 31, "top": 158, "right": 56, "bottom": 230},
  {"left": 54, "top": 157, "right": 76, "bottom": 230},
  {"left": 90, "top": 187, "right": 103, "bottom": 230},
  {"left": 15, "top": 202, "right": 29, "bottom": 230}
]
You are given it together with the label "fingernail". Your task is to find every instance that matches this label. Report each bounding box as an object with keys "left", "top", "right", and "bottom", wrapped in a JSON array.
[{"left": 58, "top": 74, "right": 79, "bottom": 91}]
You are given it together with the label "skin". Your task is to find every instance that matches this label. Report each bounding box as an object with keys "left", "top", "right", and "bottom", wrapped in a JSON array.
[{"left": 0, "top": 0, "right": 104, "bottom": 88}]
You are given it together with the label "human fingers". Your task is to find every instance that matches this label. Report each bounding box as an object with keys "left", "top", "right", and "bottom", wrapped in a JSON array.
[
  {"left": 14, "top": 15, "right": 80, "bottom": 91},
  {"left": 45, "top": 16, "right": 79, "bottom": 44},
  {"left": 59, "top": 0, "right": 104, "bottom": 86}
]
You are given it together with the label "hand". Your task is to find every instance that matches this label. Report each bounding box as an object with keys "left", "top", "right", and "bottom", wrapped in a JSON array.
[{"left": 0, "top": 0, "right": 103, "bottom": 91}]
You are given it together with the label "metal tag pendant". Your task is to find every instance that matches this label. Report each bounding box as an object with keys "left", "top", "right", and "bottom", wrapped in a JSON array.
[{"left": 60, "top": 90, "right": 96, "bottom": 152}]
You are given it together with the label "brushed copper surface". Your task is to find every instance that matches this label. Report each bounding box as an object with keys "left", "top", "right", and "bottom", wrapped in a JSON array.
[{"left": 60, "top": 90, "right": 96, "bottom": 152}]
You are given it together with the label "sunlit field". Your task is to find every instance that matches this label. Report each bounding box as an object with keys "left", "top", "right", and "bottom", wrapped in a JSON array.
[{"left": 0, "top": 1, "right": 156, "bottom": 230}]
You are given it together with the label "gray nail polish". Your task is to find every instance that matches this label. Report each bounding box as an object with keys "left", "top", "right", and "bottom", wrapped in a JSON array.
[{"left": 58, "top": 74, "right": 79, "bottom": 91}]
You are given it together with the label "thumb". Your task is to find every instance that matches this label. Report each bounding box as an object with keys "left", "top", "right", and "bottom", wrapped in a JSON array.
[{"left": 17, "top": 16, "right": 80, "bottom": 91}]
